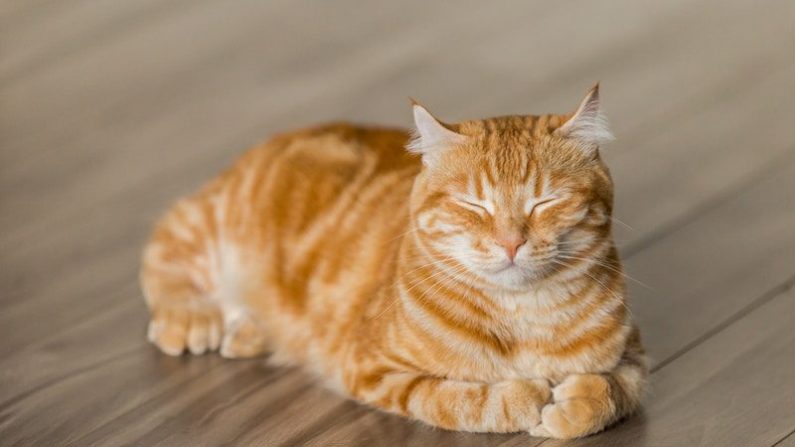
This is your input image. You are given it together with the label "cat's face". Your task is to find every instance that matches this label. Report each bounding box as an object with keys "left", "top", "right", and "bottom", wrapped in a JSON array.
[{"left": 408, "top": 86, "right": 614, "bottom": 290}]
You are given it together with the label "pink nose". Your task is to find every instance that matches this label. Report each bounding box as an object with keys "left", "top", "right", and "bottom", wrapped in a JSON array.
[{"left": 497, "top": 237, "right": 526, "bottom": 262}]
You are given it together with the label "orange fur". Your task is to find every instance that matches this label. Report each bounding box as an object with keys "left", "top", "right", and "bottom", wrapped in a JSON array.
[{"left": 140, "top": 86, "right": 647, "bottom": 439}]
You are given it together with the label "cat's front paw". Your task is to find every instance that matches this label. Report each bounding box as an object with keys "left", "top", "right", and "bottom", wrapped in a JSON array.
[
  {"left": 148, "top": 302, "right": 223, "bottom": 356},
  {"left": 529, "top": 374, "right": 613, "bottom": 439}
]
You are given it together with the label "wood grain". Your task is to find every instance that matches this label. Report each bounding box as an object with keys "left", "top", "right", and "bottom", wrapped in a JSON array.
[
  {"left": 2, "top": 1, "right": 794, "bottom": 446},
  {"left": 776, "top": 432, "right": 795, "bottom": 447}
]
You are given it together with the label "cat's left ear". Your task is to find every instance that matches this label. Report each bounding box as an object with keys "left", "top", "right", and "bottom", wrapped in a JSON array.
[
  {"left": 555, "top": 83, "right": 613, "bottom": 151},
  {"left": 407, "top": 100, "right": 467, "bottom": 167}
]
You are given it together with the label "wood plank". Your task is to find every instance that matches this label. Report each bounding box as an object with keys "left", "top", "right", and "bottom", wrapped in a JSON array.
[
  {"left": 0, "top": 0, "right": 197, "bottom": 84},
  {"left": 620, "top": 153, "right": 795, "bottom": 367},
  {"left": 776, "top": 432, "right": 795, "bottom": 447},
  {"left": 0, "top": 0, "right": 71, "bottom": 24},
  {"left": 610, "top": 59, "right": 795, "bottom": 254}
]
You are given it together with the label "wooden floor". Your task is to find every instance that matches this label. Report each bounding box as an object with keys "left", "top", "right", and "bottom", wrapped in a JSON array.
[{"left": 2, "top": 1, "right": 794, "bottom": 446}]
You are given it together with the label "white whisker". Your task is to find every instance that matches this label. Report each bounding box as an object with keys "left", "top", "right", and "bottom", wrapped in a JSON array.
[
  {"left": 551, "top": 259, "right": 630, "bottom": 315},
  {"left": 610, "top": 216, "right": 635, "bottom": 231},
  {"left": 556, "top": 253, "right": 653, "bottom": 291},
  {"left": 370, "top": 257, "right": 470, "bottom": 321}
]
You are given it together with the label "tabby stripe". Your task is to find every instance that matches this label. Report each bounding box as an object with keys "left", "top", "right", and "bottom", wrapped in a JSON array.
[
  {"left": 401, "top": 270, "right": 495, "bottom": 322},
  {"left": 536, "top": 308, "right": 628, "bottom": 357},
  {"left": 402, "top": 283, "right": 513, "bottom": 355}
]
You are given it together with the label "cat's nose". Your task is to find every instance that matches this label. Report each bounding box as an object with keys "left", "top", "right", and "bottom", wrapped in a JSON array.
[{"left": 497, "top": 237, "right": 526, "bottom": 262}]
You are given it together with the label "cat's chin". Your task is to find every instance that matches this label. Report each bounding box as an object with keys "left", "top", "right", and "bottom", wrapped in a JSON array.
[{"left": 480, "top": 264, "right": 546, "bottom": 291}]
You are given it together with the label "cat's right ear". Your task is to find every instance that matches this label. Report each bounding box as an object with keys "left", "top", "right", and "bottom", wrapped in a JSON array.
[
  {"left": 554, "top": 83, "right": 613, "bottom": 152},
  {"left": 407, "top": 101, "right": 467, "bottom": 167}
]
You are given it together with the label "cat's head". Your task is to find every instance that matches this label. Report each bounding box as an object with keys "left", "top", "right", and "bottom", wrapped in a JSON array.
[{"left": 407, "top": 85, "right": 615, "bottom": 290}]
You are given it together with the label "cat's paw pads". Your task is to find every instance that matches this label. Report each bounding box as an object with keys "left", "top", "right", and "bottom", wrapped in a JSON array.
[
  {"left": 529, "top": 374, "right": 612, "bottom": 439},
  {"left": 220, "top": 314, "right": 268, "bottom": 359},
  {"left": 148, "top": 303, "right": 223, "bottom": 356}
]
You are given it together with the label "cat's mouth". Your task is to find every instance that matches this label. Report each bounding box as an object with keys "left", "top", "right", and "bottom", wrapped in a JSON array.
[
  {"left": 490, "top": 261, "right": 518, "bottom": 273},
  {"left": 477, "top": 255, "right": 559, "bottom": 285}
]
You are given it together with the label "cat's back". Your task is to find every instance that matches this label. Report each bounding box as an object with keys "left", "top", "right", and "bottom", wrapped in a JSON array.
[
  {"left": 245, "top": 122, "right": 417, "bottom": 177},
  {"left": 229, "top": 123, "right": 419, "bottom": 234}
]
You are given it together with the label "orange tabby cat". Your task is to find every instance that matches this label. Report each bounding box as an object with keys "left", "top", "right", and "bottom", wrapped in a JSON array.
[{"left": 141, "top": 84, "right": 647, "bottom": 439}]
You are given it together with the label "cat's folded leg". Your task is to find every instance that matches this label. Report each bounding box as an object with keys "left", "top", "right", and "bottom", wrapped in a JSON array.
[
  {"left": 349, "top": 368, "right": 551, "bottom": 433},
  {"left": 142, "top": 254, "right": 224, "bottom": 356},
  {"left": 141, "top": 198, "right": 226, "bottom": 356},
  {"left": 530, "top": 328, "right": 648, "bottom": 439},
  {"left": 146, "top": 290, "right": 269, "bottom": 358},
  {"left": 147, "top": 301, "right": 223, "bottom": 356}
]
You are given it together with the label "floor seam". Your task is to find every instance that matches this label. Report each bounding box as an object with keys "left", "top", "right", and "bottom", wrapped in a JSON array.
[
  {"left": 622, "top": 147, "right": 795, "bottom": 259},
  {"left": 651, "top": 273, "right": 795, "bottom": 374}
]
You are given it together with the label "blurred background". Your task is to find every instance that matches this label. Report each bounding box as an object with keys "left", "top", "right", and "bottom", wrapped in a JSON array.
[{"left": 1, "top": 1, "right": 794, "bottom": 446}]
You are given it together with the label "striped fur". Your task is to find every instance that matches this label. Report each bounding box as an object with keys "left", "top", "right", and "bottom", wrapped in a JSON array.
[{"left": 140, "top": 86, "right": 647, "bottom": 439}]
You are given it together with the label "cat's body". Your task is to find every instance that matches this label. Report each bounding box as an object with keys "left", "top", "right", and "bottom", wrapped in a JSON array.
[{"left": 141, "top": 86, "right": 647, "bottom": 439}]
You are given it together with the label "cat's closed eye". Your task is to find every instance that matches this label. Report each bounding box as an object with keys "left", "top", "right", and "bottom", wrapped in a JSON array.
[
  {"left": 456, "top": 199, "right": 492, "bottom": 215},
  {"left": 525, "top": 196, "right": 560, "bottom": 216}
]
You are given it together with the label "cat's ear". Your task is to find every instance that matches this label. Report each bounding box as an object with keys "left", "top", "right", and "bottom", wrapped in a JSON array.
[
  {"left": 555, "top": 83, "right": 613, "bottom": 151},
  {"left": 408, "top": 100, "right": 467, "bottom": 167}
]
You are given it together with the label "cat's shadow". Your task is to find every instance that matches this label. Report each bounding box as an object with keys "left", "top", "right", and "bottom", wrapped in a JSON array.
[
  {"left": 542, "top": 410, "right": 650, "bottom": 447},
  {"left": 316, "top": 402, "right": 649, "bottom": 447}
]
